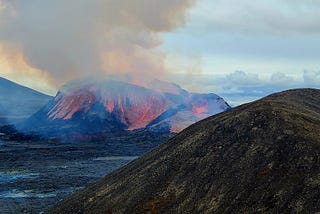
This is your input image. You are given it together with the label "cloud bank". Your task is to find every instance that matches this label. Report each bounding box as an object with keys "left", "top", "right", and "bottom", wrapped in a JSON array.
[{"left": 172, "top": 69, "right": 320, "bottom": 106}]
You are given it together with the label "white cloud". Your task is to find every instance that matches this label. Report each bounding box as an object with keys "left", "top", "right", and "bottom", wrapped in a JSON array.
[
  {"left": 174, "top": 70, "right": 315, "bottom": 106},
  {"left": 226, "top": 70, "right": 260, "bottom": 85},
  {"left": 303, "top": 70, "right": 320, "bottom": 86},
  {"left": 270, "top": 72, "right": 295, "bottom": 85},
  {"left": 192, "top": 0, "right": 320, "bottom": 34}
]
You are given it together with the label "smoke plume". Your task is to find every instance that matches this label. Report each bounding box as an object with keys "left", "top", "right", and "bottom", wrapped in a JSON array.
[{"left": 0, "top": 0, "right": 195, "bottom": 89}]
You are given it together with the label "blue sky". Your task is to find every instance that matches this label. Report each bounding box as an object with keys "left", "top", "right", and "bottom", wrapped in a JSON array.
[
  {"left": 0, "top": 0, "right": 320, "bottom": 105},
  {"left": 161, "top": 0, "right": 320, "bottom": 105}
]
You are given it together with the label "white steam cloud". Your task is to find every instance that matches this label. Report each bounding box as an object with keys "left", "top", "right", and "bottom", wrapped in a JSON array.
[{"left": 0, "top": 0, "right": 195, "bottom": 87}]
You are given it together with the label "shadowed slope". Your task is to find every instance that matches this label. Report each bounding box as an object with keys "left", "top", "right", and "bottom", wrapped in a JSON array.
[
  {"left": 0, "top": 77, "right": 52, "bottom": 124},
  {"left": 52, "top": 89, "right": 320, "bottom": 213}
]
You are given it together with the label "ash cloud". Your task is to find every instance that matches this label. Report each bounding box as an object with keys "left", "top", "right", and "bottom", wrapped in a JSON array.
[{"left": 0, "top": 0, "right": 195, "bottom": 87}]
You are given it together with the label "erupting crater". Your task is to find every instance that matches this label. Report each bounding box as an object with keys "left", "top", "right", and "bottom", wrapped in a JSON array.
[
  {"left": 47, "top": 81, "right": 169, "bottom": 130},
  {"left": 21, "top": 78, "right": 231, "bottom": 138}
]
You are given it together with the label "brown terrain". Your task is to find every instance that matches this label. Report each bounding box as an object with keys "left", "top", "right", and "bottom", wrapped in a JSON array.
[{"left": 51, "top": 88, "right": 320, "bottom": 213}]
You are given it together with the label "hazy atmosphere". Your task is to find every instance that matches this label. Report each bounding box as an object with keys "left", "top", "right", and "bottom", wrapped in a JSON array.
[
  {"left": 1, "top": 1, "right": 320, "bottom": 213},
  {"left": 1, "top": 0, "right": 320, "bottom": 105}
]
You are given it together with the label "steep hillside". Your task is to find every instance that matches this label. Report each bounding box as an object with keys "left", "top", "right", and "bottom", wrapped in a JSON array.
[
  {"left": 0, "top": 77, "right": 52, "bottom": 124},
  {"left": 21, "top": 78, "right": 230, "bottom": 139},
  {"left": 51, "top": 89, "right": 320, "bottom": 213}
]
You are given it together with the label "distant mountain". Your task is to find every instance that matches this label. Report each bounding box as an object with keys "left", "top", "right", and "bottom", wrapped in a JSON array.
[
  {"left": 51, "top": 89, "right": 320, "bottom": 213},
  {"left": 20, "top": 78, "right": 230, "bottom": 139},
  {"left": 0, "top": 77, "right": 52, "bottom": 124}
]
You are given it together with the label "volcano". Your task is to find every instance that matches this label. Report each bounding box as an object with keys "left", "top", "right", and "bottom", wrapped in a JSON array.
[
  {"left": 51, "top": 88, "right": 320, "bottom": 213},
  {"left": 21, "top": 78, "right": 230, "bottom": 139}
]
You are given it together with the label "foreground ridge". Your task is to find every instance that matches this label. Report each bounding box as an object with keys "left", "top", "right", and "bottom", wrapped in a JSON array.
[{"left": 51, "top": 88, "right": 320, "bottom": 213}]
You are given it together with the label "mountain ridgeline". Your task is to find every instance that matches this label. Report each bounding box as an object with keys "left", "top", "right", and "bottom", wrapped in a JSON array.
[
  {"left": 0, "top": 77, "right": 52, "bottom": 124},
  {"left": 19, "top": 78, "right": 230, "bottom": 140},
  {"left": 51, "top": 89, "right": 320, "bottom": 213}
]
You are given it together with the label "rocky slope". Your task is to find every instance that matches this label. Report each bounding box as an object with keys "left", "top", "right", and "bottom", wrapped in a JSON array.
[
  {"left": 21, "top": 78, "right": 230, "bottom": 139},
  {"left": 51, "top": 88, "right": 320, "bottom": 213},
  {"left": 0, "top": 77, "right": 52, "bottom": 124}
]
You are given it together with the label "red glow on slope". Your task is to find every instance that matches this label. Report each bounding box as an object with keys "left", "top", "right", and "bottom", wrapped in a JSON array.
[
  {"left": 117, "top": 96, "right": 125, "bottom": 114},
  {"left": 48, "top": 90, "right": 96, "bottom": 120},
  {"left": 192, "top": 104, "right": 208, "bottom": 115},
  {"left": 106, "top": 94, "right": 167, "bottom": 130},
  {"left": 44, "top": 80, "right": 228, "bottom": 133},
  {"left": 125, "top": 96, "right": 167, "bottom": 130},
  {"left": 48, "top": 84, "right": 168, "bottom": 130},
  {"left": 105, "top": 100, "right": 115, "bottom": 112}
]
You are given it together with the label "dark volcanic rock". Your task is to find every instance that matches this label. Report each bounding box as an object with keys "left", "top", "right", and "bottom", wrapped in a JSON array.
[
  {"left": 51, "top": 88, "right": 320, "bottom": 213},
  {"left": 0, "top": 128, "right": 173, "bottom": 213}
]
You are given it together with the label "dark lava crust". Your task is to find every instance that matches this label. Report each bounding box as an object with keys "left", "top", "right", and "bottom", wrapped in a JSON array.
[{"left": 51, "top": 89, "right": 320, "bottom": 214}]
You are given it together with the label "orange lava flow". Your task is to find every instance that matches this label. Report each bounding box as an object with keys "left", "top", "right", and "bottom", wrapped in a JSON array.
[
  {"left": 192, "top": 104, "right": 208, "bottom": 115},
  {"left": 48, "top": 90, "right": 96, "bottom": 120},
  {"left": 106, "top": 100, "right": 115, "bottom": 113}
]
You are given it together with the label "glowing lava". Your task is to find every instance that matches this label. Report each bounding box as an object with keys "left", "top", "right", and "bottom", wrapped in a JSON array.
[
  {"left": 48, "top": 90, "right": 96, "bottom": 120},
  {"left": 192, "top": 104, "right": 208, "bottom": 115},
  {"left": 47, "top": 80, "right": 168, "bottom": 130},
  {"left": 39, "top": 78, "right": 231, "bottom": 133}
]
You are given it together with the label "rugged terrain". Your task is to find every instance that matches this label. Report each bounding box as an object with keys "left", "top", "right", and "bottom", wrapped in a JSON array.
[
  {"left": 52, "top": 88, "right": 320, "bottom": 213},
  {"left": 20, "top": 78, "right": 230, "bottom": 139},
  {"left": 0, "top": 125, "right": 173, "bottom": 214},
  {"left": 0, "top": 76, "right": 230, "bottom": 213},
  {"left": 0, "top": 77, "right": 52, "bottom": 124}
]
